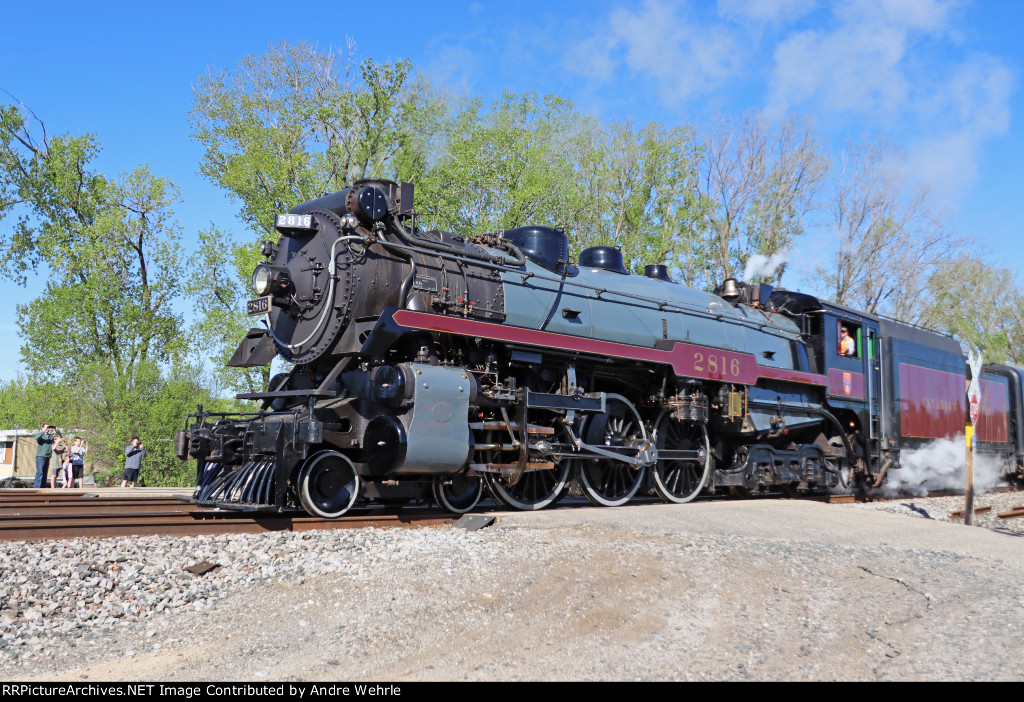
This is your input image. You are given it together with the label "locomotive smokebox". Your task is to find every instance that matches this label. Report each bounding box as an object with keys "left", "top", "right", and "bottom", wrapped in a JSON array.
[{"left": 253, "top": 208, "right": 408, "bottom": 365}]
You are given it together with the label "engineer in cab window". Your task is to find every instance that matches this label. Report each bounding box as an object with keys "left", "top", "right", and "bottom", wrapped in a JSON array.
[{"left": 838, "top": 326, "right": 856, "bottom": 357}]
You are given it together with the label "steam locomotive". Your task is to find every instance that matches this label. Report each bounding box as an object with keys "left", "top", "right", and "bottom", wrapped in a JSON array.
[{"left": 177, "top": 179, "right": 1024, "bottom": 517}]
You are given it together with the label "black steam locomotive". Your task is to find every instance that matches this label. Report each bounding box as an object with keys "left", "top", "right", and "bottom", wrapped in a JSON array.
[{"left": 177, "top": 179, "right": 1024, "bottom": 517}]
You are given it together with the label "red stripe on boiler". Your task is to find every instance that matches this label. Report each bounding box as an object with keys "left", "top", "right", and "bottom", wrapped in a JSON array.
[{"left": 392, "top": 310, "right": 828, "bottom": 388}]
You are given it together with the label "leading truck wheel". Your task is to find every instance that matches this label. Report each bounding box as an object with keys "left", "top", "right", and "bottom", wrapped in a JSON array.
[
  {"left": 433, "top": 473, "right": 484, "bottom": 514},
  {"left": 298, "top": 451, "right": 360, "bottom": 518}
]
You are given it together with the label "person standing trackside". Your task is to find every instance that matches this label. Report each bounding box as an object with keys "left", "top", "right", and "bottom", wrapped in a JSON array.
[
  {"left": 33, "top": 424, "right": 62, "bottom": 488},
  {"left": 61, "top": 453, "right": 74, "bottom": 489},
  {"left": 122, "top": 437, "right": 145, "bottom": 488},
  {"left": 69, "top": 437, "right": 88, "bottom": 489},
  {"left": 50, "top": 434, "right": 67, "bottom": 488}
]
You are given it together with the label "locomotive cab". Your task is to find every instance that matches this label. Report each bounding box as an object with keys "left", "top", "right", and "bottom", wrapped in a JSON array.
[{"left": 769, "top": 290, "right": 885, "bottom": 483}]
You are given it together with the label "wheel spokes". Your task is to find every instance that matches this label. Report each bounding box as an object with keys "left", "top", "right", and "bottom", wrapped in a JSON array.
[
  {"left": 578, "top": 395, "right": 648, "bottom": 507},
  {"left": 652, "top": 412, "right": 711, "bottom": 504}
]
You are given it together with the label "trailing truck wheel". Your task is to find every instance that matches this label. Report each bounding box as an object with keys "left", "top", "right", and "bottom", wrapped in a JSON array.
[{"left": 298, "top": 451, "right": 360, "bottom": 518}]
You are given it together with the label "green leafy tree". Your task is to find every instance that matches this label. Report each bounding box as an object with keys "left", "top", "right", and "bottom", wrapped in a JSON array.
[
  {"left": 190, "top": 40, "right": 414, "bottom": 233},
  {"left": 697, "top": 111, "right": 828, "bottom": 289},
  {"left": 1, "top": 106, "right": 187, "bottom": 380},
  {"left": 184, "top": 225, "right": 269, "bottom": 393},
  {"left": 0, "top": 362, "right": 241, "bottom": 486},
  {"left": 416, "top": 92, "right": 597, "bottom": 236},
  {"left": 812, "top": 138, "right": 962, "bottom": 321},
  {"left": 578, "top": 120, "right": 711, "bottom": 278},
  {"left": 419, "top": 96, "right": 710, "bottom": 277},
  {"left": 0, "top": 100, "right": 219, "bottom": 486},
  {"left": 188, "top": 40, "right": 427, "bottom": 389},
  {"left": 922, "top": 257, "right": 1024, "bottom": 364}
]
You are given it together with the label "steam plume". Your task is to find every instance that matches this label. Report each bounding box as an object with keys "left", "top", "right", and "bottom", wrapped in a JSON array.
[
  {"left": 881, "top": 438, "right": 1007, "bottom": 497},
  {"left": 743, "top": 252, "right": 787, "bottom": 281}
]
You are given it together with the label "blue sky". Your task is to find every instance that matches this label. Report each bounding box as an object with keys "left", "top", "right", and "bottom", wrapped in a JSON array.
[{"left": 1, "top": 0, "right": 1021, "bottom": 380}]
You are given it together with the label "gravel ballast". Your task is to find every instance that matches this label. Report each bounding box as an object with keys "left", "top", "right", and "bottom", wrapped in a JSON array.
[{"left": 2, "top": 490, "right": 1023, "bottom": 681}]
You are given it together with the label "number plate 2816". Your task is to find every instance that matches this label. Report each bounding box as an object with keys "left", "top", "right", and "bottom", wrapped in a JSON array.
[{"left": 247, "top": 296, "right": 272, "bottom": 316}]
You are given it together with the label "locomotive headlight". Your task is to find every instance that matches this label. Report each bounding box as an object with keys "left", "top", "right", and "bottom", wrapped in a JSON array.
[
  {"left": 252, "top": 265, "right": 272, "bottom": 295},
  {"left": 252, "top": 264, "right": 291, "bottom": 297}
]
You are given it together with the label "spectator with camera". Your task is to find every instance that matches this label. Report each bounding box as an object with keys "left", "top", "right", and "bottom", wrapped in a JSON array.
[
  {"left": 33, "top": 424, "right": 62, "bottom": 488},
  {"left": 122, "top": 437, "right": 145, "bottom": 488}
]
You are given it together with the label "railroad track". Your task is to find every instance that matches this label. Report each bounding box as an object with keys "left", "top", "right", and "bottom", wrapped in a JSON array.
[
  {"left": 826, "top": 485, "right": 1021, "bottom": 505},
  {"left": 0, "top": 484, "right": 1019, "bottom": 541},
  {"left": 0, "top": 490, "right": 453, "bottom": 541},
  {"left": 0, "top": 496, "right": 192, "bottom": 515}
]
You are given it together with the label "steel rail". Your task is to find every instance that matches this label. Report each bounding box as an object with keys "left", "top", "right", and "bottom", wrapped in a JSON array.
[
  {"left": 0, "top": 498, "right": 192, "bottom": 516},
  {"left": 0, "top": 504, "right": 454, "bottom": 542}
]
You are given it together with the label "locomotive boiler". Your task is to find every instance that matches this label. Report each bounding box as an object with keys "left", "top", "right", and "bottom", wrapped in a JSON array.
[{"left": 177, "top": 179, "right": 1023, "bottom": 517}]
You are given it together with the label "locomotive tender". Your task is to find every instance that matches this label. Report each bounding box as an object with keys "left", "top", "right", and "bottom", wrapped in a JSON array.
[{"left": 177, "top": 179, "right": 1024, "bottom": 517}]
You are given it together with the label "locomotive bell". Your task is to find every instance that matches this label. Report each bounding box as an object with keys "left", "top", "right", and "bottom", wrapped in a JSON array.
[{"left": 719, "top": 278, "right": 741, "bottom": 301}]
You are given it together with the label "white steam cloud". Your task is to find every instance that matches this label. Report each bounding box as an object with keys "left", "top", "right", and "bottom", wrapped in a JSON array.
[
  {"left": 743, "top": 251, "right": 788, "bottom": 282},
  {"left": 881, "top": 438, "right": 1008, "bottom": 497}
]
